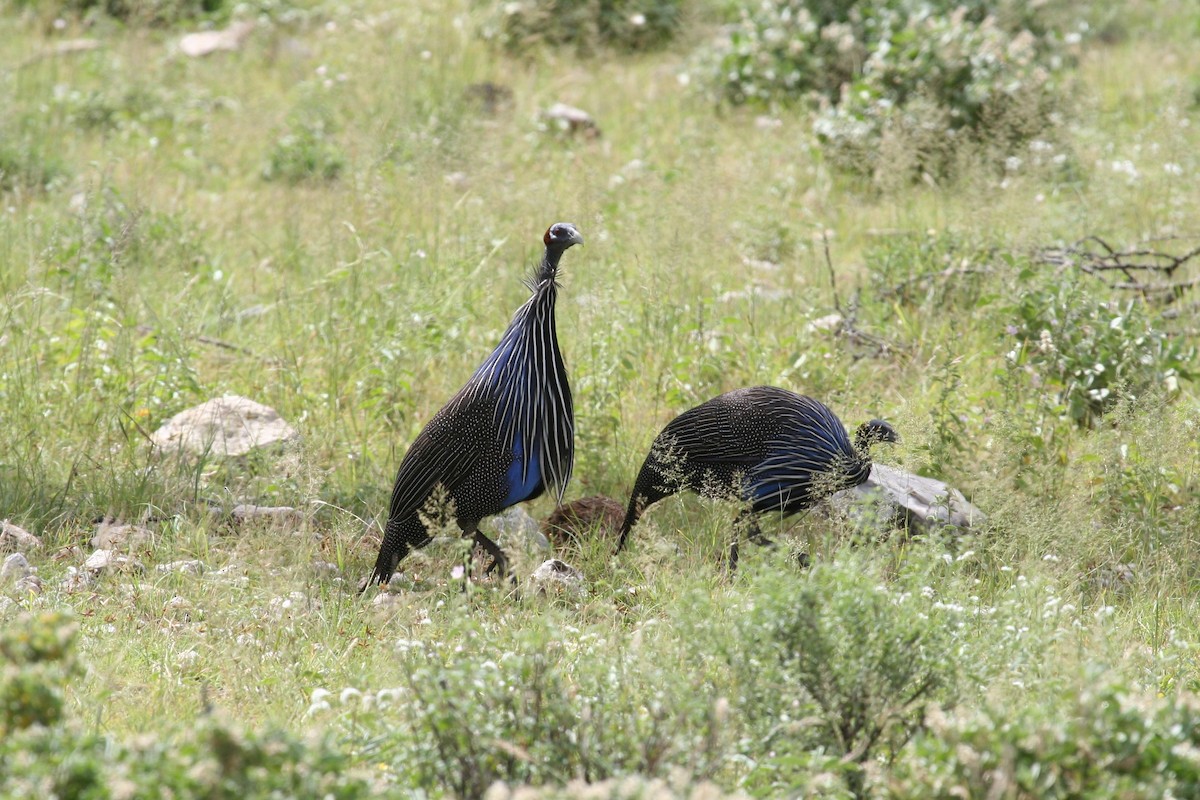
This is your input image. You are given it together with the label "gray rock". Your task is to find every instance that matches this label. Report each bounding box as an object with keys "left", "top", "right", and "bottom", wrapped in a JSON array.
[
  {"left": 1094, "top": 562, "right": 1136, "bottom": 593},
  {"left": 0, "top": 520, "right": 42, "bottom": 554},
  {"left": 829, "top": 463, "right": 985, "bottom": 535},
  {"left": 489, "top": 507, "right": 550, "bottom": 552},
  {"left": 805, "top": 313, "right": 844, "bottom": 333},
  {"left": 179, "top": 20, "right": 254, "bottom": 57},
  {"left": 151, "top": 395, "right": 298, "bottom": 458},
  {"left": 529, "top": 558, "right": 585, "bottom": 597},
  {"left": 60, "top": 566, "right": 96, "bottom": 593},
  {"left": 164, "top": 595, "right": 192, "bottom": 618},
  {"left": 92, "top": 520, "right": 153, "bottom": 551},
  {"left": 540, "top": 103, "right": 601, "bottom": 139},
  {"left": 372, "top": 591, "right": 406, "bottom": 610},
  {"left": 230, "top": 504, "right": 304, "bottom": 527},
  {"left": 311, "top": 560, "right": 341, "bottom": 579},
  {"left": 13, "top": 575, "right": 43, "bottom": 596},
  {"left": 266, "top": 591, "right": 317, "bottom": 619},
  {"left": 84, "top": 549, "right": 145, "bottom": 575},
  {"left": 207, "top": 562, "right": 249, "bottom": 587},
  {"left": 157, "top": 559, "right": 206, "bottom": 576},
  {"left": 2, "top": 553, "right": 32, "bottom": 582}
]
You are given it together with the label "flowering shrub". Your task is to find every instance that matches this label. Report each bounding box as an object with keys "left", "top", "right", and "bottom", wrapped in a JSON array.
[
  {"left": 481, "top": 0, "right": 682, "bottom": 54},
  {"left": 696, "top": 0, "right": 1073, "bottom": 182},
  {"left": 892, "top": 680, "right": 1200, "bottom": 798},
  {"left": 1005, "top": 278, "right": 1194, "bottom": 427},
  {"left": 712, "top": 555, "right": 964, "bottom": 795},
  {"left": 307, "top": 628, "right": 727, "bottom": 796},
  {"left": 0, "top": 612, "right": 374, "bottom": 798},
  {"left": 27, "top": 0, "right": 226, "bottom": 24},
  {"left": 815, "top": 9, "right": 1061, "bottom": 182},
  {"left": 263, "top": 105, "right": 345, "bottom": 184}
]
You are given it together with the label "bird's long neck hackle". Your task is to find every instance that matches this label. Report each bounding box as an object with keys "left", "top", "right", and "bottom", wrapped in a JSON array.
[{"left": 535, "top": 245, "right": 568, "bottom": 285}]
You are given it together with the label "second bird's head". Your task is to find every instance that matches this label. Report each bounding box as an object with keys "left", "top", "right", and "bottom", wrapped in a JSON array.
[
  {"left": 854, "top": 419, "right": 900, "bottom": 453},
  {"left": 544, "top": 222, "right": 584, "bottom": 251}
]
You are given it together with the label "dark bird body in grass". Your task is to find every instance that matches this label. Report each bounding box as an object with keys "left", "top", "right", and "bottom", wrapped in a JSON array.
[
  {"left": 616, "top": 386, "right": 898, "bottom": 565},
  {"left": 366, "top": 223, "right": 583, "bottom": 589}
]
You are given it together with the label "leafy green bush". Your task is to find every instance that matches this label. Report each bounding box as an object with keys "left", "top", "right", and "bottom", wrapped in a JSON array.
[
  {"left": 0, "top": 612, "right": 80, "bottom": 733},
  {"left": 17, "top": 0, "right": 226, "bottom": 25},
  {"left": 0, "top": 611, "right": 375, "bottom": 798},
  {"left": 263, "top": 110, "right": 345, "bottom": 184},
  {"left": 866, "top": 231, "right": 995, "bottom": 313},
  {"left": 484, "top": 777, "right": 749, "bottom": 799},
  {"left": 694, "top": 0, "right": 1070, "bottom": 183},
  {"left": 481, "top": 0, "right": 683, "bottom": 54},
  {"left": 317, "top": 624, "right": 726, "bottom": 796},
  {"left": 714, "top": 556, "right": 964, "bottom": 796},
  {"left": 0, "top": 136, "right": 68, "bottom": 194},
  {"left": 892, "top": 680, "right": 1200, "bottom": 798},
  {"left": 815, "top": 11, "right": 1061, "bottom": 183},
  {"left": 1004, "top": 276, "right": 1194, "bottom": 427}
]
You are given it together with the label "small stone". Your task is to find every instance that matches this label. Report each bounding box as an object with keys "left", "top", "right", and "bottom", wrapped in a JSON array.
[
  {"left": 92, "top": 519, "right": 153, "bottom": 551},
  {"left": 266, "top": 591, "right": 315, "bottom": 619},
  {"left": 150, "top": 395, "right": 298, "bottom": 458},
  {"left": 529, "top": 558, "right": 585, "bottom": 598},
  {"left": 157, "top": 560, "right": 205, "bottom": 576},
  {"left": 805, "top": 313, "right": 844, "bottom": 333},
  {"left": 179, "top": 20, "right": 254, "bottom": 58},
  {"left": 1095, "top": 562, "right": 1136, "bottom": 593},
  {"left": 372, "top": 592, "right": 406, "bottom": 610},
  {"left": 175, "top": 648, "right": 200, "bottom": 669},
  {"left": 0, "top": 520, "right": 42, "bottom": 554},
  {"left": 311, "top": 560, "right": 340, "bottom": 578},
  {"left": 60, "top": 566, "right": 96, "bottom": 593},
  {"left": 230, "top": 504, "right": 304, "bottom": 527},
  {"left": 1, "top": 553, "right": 32, "bottom": 582},
  {"left": 84, "top": 549, "right": 145, "bottom": 575},
  {"left": 489, "top": 507, "right": 550, "bottom": 552},
  {"left": 540, "top": 103, "right": 601, "bottom": 139},
  {"left": 164, "top": 596, "right": 193, "bottom": 622},
  {"left": 13, "top": 575, "right": 43, "bottom": 596}
]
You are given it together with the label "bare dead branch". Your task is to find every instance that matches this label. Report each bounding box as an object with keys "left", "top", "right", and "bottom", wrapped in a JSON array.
[{"left": 1036, "top": 237, "right": 1200, "bottom": 303}]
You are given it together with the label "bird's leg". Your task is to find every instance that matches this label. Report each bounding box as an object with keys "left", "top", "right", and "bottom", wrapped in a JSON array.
[
  {"left": 741, "top": 512, "right": 776, "bottom": 548},
  {"left": 472, "top": 530, "right": 509, "bottom": 579},
  {"left": 727, "top": 510, "right": 748, "bottom": 573}
]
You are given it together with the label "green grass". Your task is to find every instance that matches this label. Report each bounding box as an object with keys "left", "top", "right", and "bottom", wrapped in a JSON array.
[{"left": 3, "top": 0, "right": 1200, "bottom": 796}]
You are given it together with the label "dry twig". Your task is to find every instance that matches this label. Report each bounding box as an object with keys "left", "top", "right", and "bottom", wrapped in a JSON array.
[{"left": 1037, "top": 236, "right": 1200, "bottom": 303}]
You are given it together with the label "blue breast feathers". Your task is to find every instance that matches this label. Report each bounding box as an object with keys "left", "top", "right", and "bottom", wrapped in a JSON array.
[{"left": 503, "top": 437, "right": 543, "bottom": 505}]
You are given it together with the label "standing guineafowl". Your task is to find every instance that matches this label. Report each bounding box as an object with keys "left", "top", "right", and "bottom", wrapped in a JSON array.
[
  {"left": 616, "top": 386, "right": 898, "bottom": 566},
  {"left": 365, "top": 222, "right": 583, "bottom": 589}
]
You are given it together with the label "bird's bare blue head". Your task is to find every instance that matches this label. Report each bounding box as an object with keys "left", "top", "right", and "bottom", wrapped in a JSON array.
[
  {"left": 854, "top": 419, "right": 899, "bottom": 454},
  {"left": 539, "top": 222, "right": 583, "bottom": 280}
]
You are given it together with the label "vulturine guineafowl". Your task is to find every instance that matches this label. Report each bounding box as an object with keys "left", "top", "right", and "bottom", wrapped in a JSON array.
[
  {"left": 615, "top": 385, "right": 898, "bottom": 566},
  {"left": 364, "top": 222, "right": 583, "bottom": 590}
]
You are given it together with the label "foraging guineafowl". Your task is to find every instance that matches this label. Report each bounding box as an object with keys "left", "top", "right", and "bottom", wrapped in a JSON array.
[{"left": 616, "top": 386, "right": 897, "bottom": 566}]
